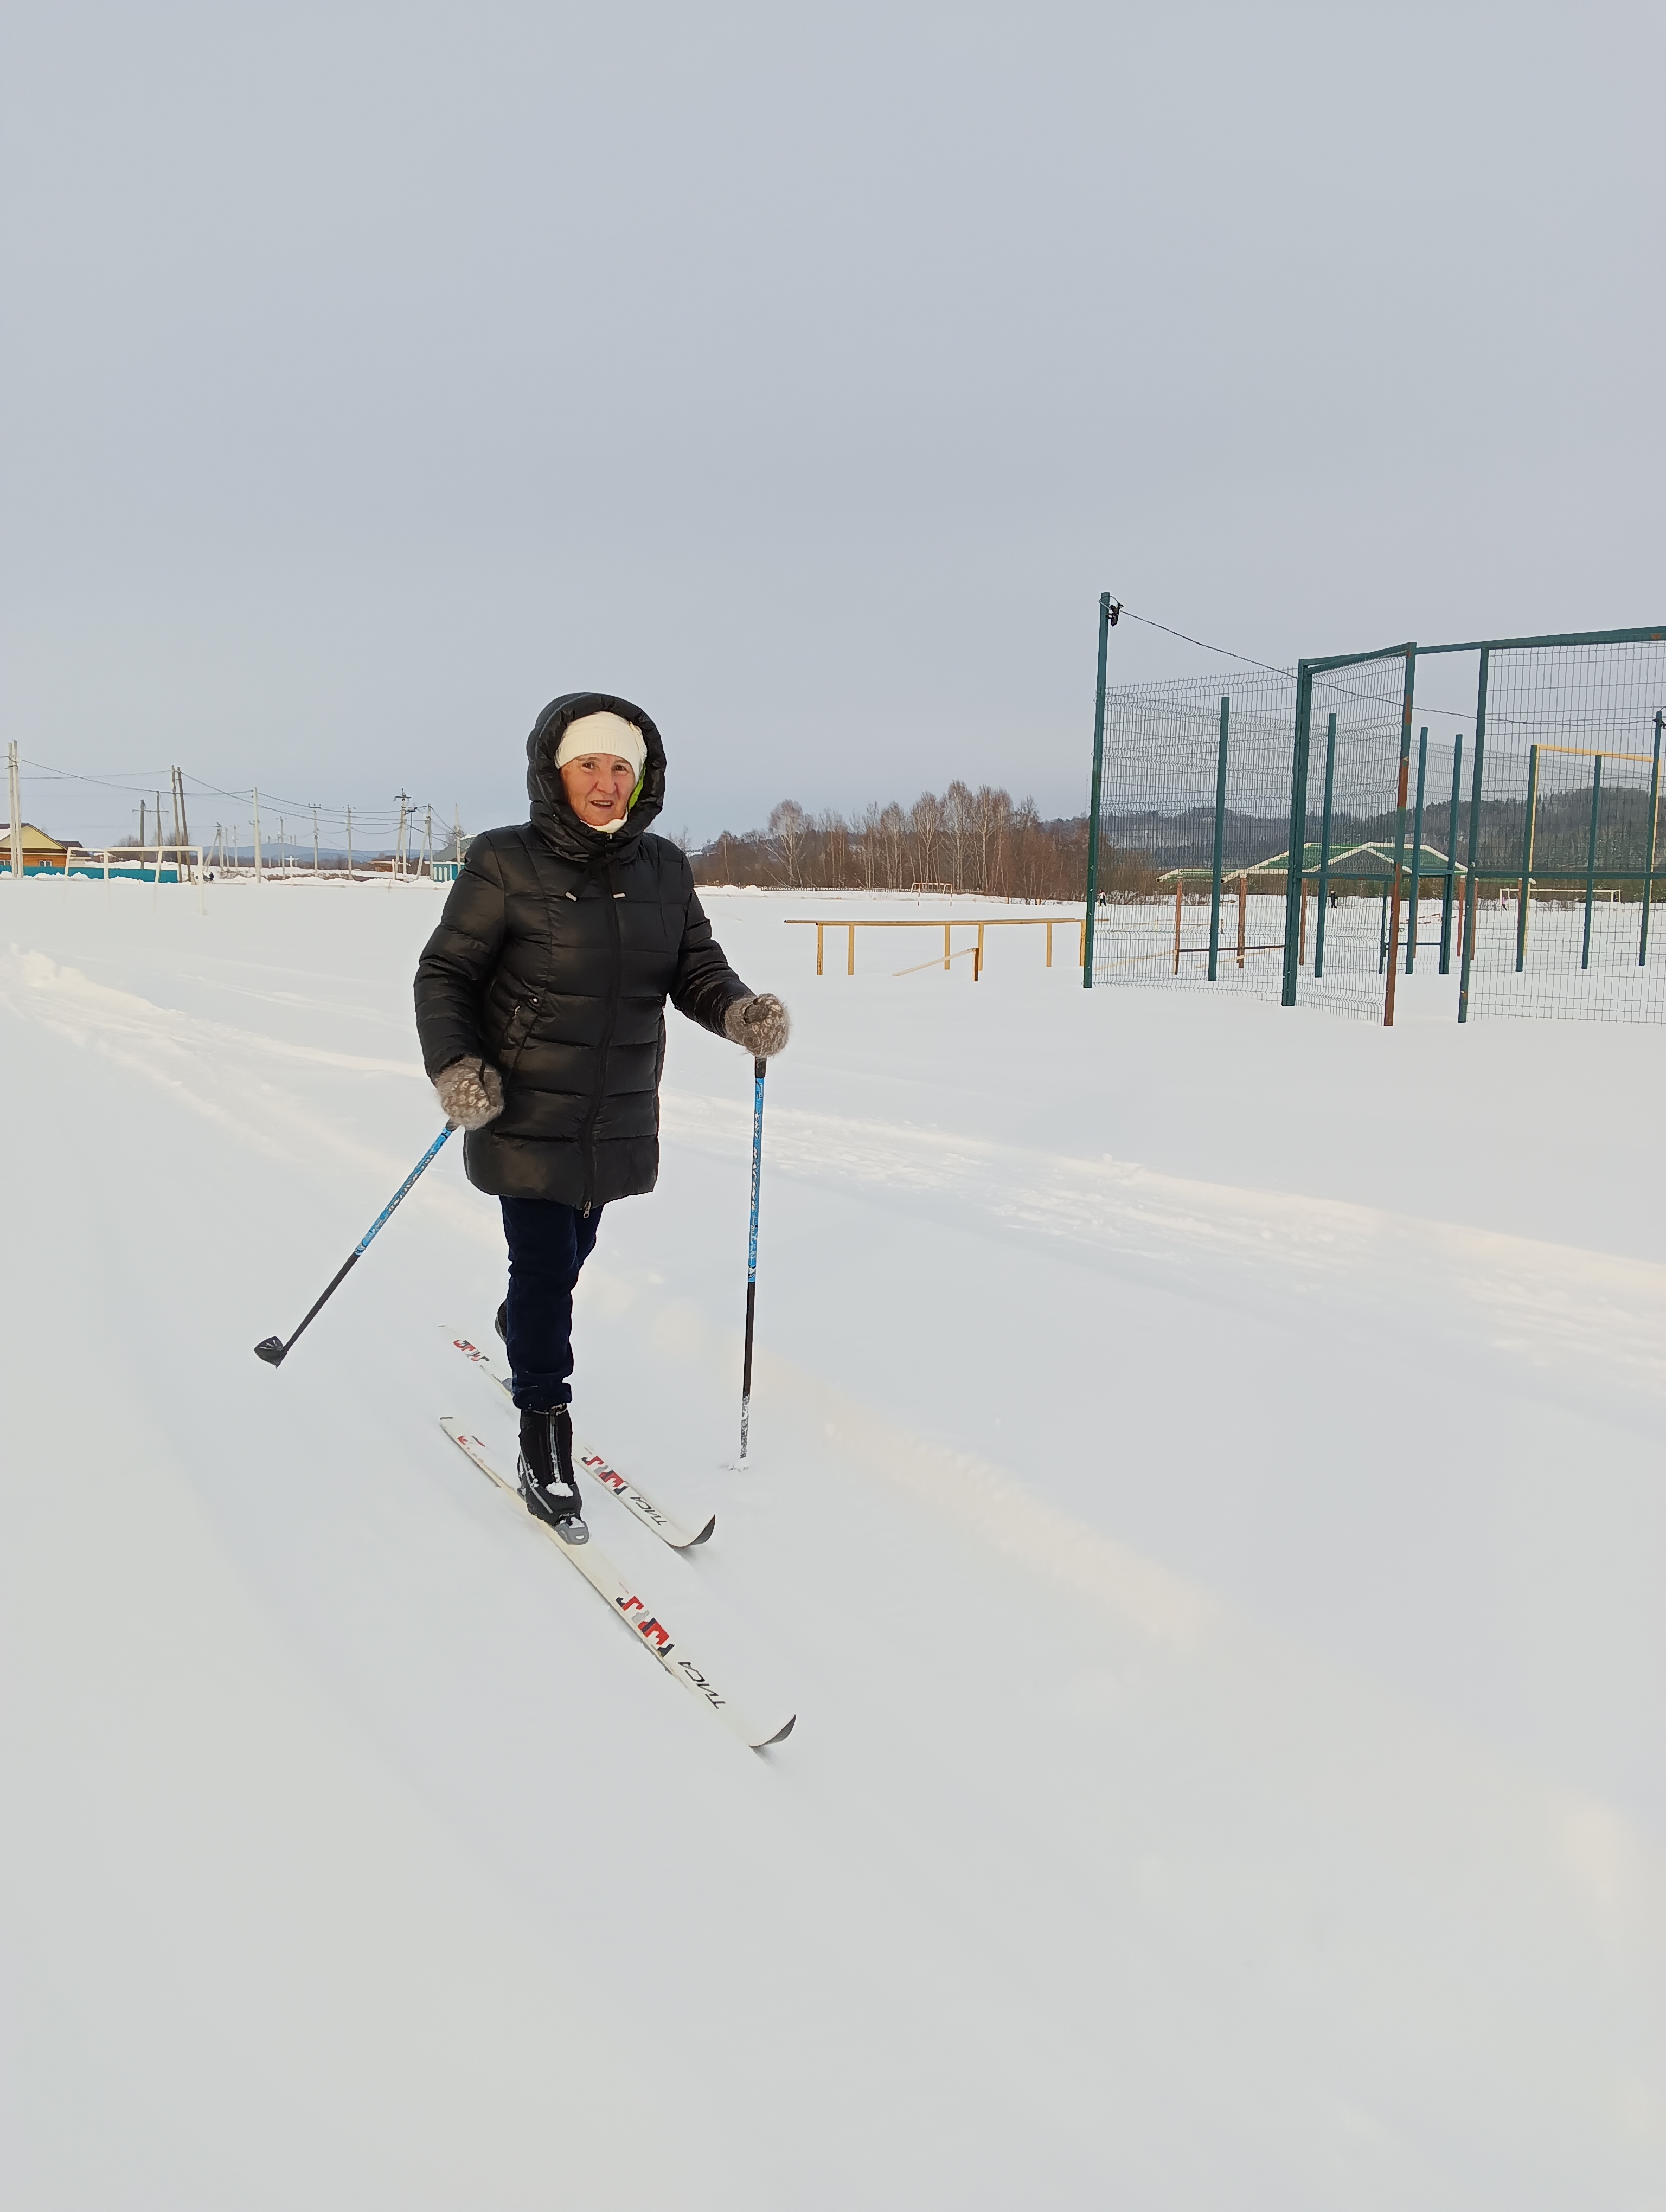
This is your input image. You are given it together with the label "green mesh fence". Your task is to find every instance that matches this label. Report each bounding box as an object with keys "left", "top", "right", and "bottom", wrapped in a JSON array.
[
  {"left": 1085, "top": 612, "right": 1666, "bottom": 1027},
  {"left": 1086, "top": 653, "right": 1426, "bottom": 1021},
  {"left": 1459, "top": 639, "right": 1666, "bottom": 1023},
  {"left": 1087, "top": 670, "right": 1297, "bottom": 1005},
  {"left": 1296, "top": 653, "right": 1420, "bottom": 1023}
]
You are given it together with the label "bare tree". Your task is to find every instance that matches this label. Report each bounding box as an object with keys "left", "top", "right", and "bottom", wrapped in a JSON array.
[
  {"left": 1009, "top": 797, "right": 1044, "bottom": 899},
  {"left": 944, "top": 780, "right": 973, "bottom": 891},
  {"left": 768, "top": 799, "right": 809, "bottom": 887},
  {"left": 816, "top": 807, "right": 850, "bottom": 886},
  {"left": 879, "top": 802, "right": 907, "bottom": 889},
  {"left": 857, "top": 802, "right": 882, "bottom": 889},
  {"left": 973, "top": 785, "right": 1013, "bottom": 895},
  {"left": 908, "top": 790, "right": 945, "bottom": 886}
]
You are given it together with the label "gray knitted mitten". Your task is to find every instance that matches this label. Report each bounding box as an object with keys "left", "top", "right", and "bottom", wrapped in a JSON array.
[
  {"left": 433, "top": 1057, "right": 505, "bottom": 1130},
  {"left": 722, "top": 993, "right": 791, "bottom": 1058}
]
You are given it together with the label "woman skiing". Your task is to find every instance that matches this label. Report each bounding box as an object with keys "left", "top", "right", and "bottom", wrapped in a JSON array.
[{"left": 414, "top": 692, "right": 789, "bottom": 1544}]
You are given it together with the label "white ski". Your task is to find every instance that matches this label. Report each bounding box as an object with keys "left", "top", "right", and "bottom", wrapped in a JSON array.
[
  {"left": 445, "top": 1329, "right": 716, "bottom": 1549},
  {"left": 439, "top": 1419, "right": 794, "bottom": 1751}
]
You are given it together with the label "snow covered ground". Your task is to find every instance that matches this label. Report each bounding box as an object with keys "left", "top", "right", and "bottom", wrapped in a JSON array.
[{"left": 2, "top": 874, "right": 1662, "bottom": 2208}]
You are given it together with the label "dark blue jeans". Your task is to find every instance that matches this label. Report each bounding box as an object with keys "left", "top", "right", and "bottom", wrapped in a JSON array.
[{"left": 499, "top": 1197, "right": 602, "bottom": 1412}]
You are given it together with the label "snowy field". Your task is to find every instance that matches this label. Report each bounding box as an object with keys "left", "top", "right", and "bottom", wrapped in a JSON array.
[{"left": 2, "top": 875, "right": 1662, "bottom": 2208}]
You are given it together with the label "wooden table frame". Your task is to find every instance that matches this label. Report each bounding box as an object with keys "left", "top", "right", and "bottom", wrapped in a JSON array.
[{"left": 786, "top": 916, "right": 1087, "bottom": 980}]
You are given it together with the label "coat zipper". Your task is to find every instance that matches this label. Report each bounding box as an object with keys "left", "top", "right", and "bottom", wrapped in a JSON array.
[{"left": 576, "top": 876, "right": 624, "bottom": 1212}]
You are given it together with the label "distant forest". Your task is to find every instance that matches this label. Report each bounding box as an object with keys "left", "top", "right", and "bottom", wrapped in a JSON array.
[
  {"left": 688, "top": 780, "right": 1658, "bottom": 903},
  {"left": 690, "top": 787, "right": 1147, "bottom": 902}
]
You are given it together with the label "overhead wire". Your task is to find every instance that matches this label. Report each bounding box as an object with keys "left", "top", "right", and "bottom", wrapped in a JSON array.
[{"left": 1108, "top": 600, "right": 1483, "bottom": 726}]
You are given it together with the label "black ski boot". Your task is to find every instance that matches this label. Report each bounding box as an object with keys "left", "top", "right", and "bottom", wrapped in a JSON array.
[{"left": 517, "top": 1404, "right": 588, "bottom": 1545}]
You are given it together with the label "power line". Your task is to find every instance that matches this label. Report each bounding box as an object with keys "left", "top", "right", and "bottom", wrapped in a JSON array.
[{"left": 16, "top": 753, "right": 416, "bottom": 826}]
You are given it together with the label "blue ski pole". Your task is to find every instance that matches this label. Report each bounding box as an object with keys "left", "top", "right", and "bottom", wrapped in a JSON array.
[
  {"left": 254, "top": 1124, "right": 453, "bottom": 1366},
  {"left": 736, "top": 1056, "right": 766, "bottom": 1466}
]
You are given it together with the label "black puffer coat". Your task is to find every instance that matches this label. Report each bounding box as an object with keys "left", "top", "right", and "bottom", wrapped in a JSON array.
[{"left": 414, "top": 692, "right": 752, "bottom": 1208}]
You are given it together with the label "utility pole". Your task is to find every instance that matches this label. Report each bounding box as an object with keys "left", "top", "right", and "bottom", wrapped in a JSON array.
[
  {"left": 7, "top": 740, "right": 23, "bottom": 880},
  {"left": 311, "top": 802, "right": 320, "bottom": 873},
  {"left": 172, "top": 767, "right": 191, "bottom": 879},
  {"left": 453, "top": 802, "right": 462, "bottom": 866},
  {"left": 252, "top": 787, "right": 264, "bottom": 882},
  {"left": 394, "top": 790, "right": 409, "bottom": 882},
  {"left": 421, "top": 805, "right": 433, "bottom": 877},
  {"left": 139, "top": 799, "right": 147, "bottom": 852},
  {"left": 345, "top": 806, "right": 354, "bottom": 880}
]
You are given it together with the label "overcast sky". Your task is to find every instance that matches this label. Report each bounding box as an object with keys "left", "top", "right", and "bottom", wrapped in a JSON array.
[{"left": 4, "top": 0, "right": 1663, "bottom": 847}]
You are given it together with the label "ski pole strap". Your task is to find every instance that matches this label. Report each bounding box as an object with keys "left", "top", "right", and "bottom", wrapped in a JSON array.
[{"left": 356, "top": 1124, "right": 453, "bottom": 1255}]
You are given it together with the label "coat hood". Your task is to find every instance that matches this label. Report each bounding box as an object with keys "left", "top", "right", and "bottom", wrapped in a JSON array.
[{"left": 526, "top": 691, "right": 667, "bottom": 862}]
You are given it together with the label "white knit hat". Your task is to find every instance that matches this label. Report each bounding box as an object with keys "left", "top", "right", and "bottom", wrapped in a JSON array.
[{"left": 554, "top": 710, "right": 646, "bottom": 781}]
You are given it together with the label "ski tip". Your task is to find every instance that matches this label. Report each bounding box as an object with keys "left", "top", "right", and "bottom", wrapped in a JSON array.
[
  {"left": 685, "top": 1514, "right": 717, "bottom": 1548},
  {"left": 755, "top": 1714, "right": 796, "bottom": 1748}
]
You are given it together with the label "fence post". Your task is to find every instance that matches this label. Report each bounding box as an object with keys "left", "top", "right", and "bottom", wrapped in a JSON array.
[
  {"left": 1281, "top": 663, "right": 1313, "bottom": 1006},
  {"left": 1581, "top": 755, "right": 1604, "bottom": 969},
  {"left": 1082, "top": 591, "right": 1113, "bottom": 989},
  {"left": 1641, "top": 711, "right": 1662, "bottom": 967},
  {"left": 1172, "top": 875, "right": 1183, "bottom": 974},
  {"left": 1515, "top": 743, "right": 1540, "bottom": 972},
  {"left": 1207, "top": 696, "right": 1229, "bottom": 981},
  {"left": 1440, "top": 734, "right": 1463, "bottom": 974},
  {"left": 1313, "top": 712, "right": 1337, "bottom": 978},
  {"left": 1383, "top": 651, "right": 1416, "bottom": 1027},
  {"left": 1458, "top": 650, "right": 1489, "bottom": 1023},
  {"left": 1406, "top": 726, "right": 1428, "bottom": 974}
]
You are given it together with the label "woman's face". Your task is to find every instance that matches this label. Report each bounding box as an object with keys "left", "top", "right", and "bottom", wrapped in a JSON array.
[{"left": 559, "top": 753, "right": 637, "bottom": 826}]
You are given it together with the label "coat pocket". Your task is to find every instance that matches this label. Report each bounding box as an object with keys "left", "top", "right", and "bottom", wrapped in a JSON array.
[{"left": 498, "top": 995, "right": 540, "bottom": 1070}]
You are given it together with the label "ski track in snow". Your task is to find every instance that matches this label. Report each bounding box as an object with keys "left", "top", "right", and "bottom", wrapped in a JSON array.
[
  {"left": 5, "top": 944, "right": 1662, "bottom": 1409},
  {"left": 659, "top": 1090, "right": 1666, "bottom": 1411},
  {"left": 5, "top": 897, "right": 1664, "bottom": 2205}
]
